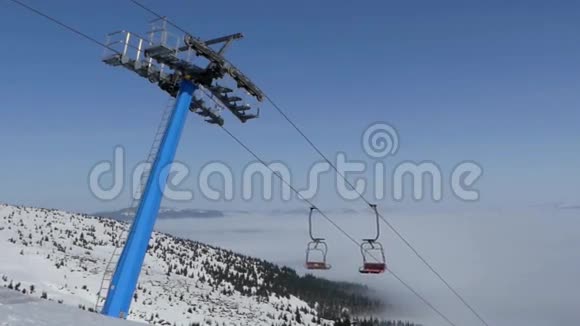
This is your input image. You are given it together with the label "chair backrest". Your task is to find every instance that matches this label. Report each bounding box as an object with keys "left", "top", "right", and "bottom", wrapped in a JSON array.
[{"left": 306, "top": 240, "right": 330, "bottom": 270}]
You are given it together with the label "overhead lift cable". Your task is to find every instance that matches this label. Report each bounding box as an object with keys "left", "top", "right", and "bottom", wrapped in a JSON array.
[{"left": 6, "top": 0, "right": 119, "bottom": 54}]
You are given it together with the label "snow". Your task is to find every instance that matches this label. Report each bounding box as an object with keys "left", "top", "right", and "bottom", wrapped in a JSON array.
[
  {"left": 0, "top": 287, "right": 140, "bottom": 326},
  {"left": 0, "top": 203, "right": 328, "bottom": 326}
]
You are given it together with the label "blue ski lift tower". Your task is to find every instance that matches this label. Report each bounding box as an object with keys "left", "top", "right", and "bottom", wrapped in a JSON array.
[{"left": 95, "top": 18, "right": 264, "bottom": 318}]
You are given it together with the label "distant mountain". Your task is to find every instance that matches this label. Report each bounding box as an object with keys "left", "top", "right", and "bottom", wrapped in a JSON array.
[
  {"left": 557, "top": 204, "right": 580, "bottom": 210},
  {"left": 94, "top": 207, "right": 226, "bottom": 221},
  {"left": 94, "top": 207, "right": 366, "bottom": 222},
  {"left": 268, "top": 208, "right": 360, "bottom": 216}
]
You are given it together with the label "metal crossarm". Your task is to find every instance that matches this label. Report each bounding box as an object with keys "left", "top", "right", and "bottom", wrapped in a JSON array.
[
  {"left": 102, "top": 25, "right": 262, "bottom": 125},
  {"left": 183, "top": 34, "right": 265, "bottom": 101}
]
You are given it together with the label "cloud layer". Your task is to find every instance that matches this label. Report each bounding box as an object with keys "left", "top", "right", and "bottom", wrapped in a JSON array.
[{"left": 154, "top": 207, "right": 580, "bottom": 325}]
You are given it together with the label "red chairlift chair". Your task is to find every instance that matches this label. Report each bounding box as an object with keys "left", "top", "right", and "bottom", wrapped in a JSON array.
[
  {"left": 359, "top": 204, "right": 386, "bottom": 274},
  {"left": 305, "top": 207, "right": 331, "bottom": 270}
]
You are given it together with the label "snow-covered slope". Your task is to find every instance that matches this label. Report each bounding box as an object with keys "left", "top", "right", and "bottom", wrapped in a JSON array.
[
  {"left": 0, "top": 287, "right": 140, "bottom": 326},
  {"left": 0, "top": 203, "right": 331, "bottom": 326}
]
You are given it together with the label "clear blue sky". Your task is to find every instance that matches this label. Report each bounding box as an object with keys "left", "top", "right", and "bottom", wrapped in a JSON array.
[{"left": 0, "top": 0, "right": 579, "bottom": 213}]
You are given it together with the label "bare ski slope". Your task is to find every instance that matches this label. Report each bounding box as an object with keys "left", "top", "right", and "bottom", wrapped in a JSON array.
[{"left": 0, "top": 286, "right": 140, "bottom": 326}]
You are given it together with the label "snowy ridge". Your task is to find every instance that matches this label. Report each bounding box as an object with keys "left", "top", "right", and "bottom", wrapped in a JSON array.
[{"left": 0, "top": 203, "right": 332, "bottom": 326}]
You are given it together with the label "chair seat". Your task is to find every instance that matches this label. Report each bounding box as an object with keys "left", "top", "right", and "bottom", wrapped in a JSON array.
[
  {"left": 359, "top": 263, "right": 386, "bottom": 274},
  {"left": 306, "top": 262, "right": 331, "bottom": 270}
]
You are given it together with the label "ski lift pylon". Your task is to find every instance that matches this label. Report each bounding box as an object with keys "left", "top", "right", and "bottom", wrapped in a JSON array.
[
  {"left": 305, "top": 207, "right": 331, "bottom": 270},
  {"left": 359, "top": 204, "right": 386, "bottom": 274}
]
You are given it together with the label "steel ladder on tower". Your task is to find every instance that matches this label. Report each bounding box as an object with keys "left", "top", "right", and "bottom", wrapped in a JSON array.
[{"left": 95, "top": 97, "right": 176, "bottom": 312}]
